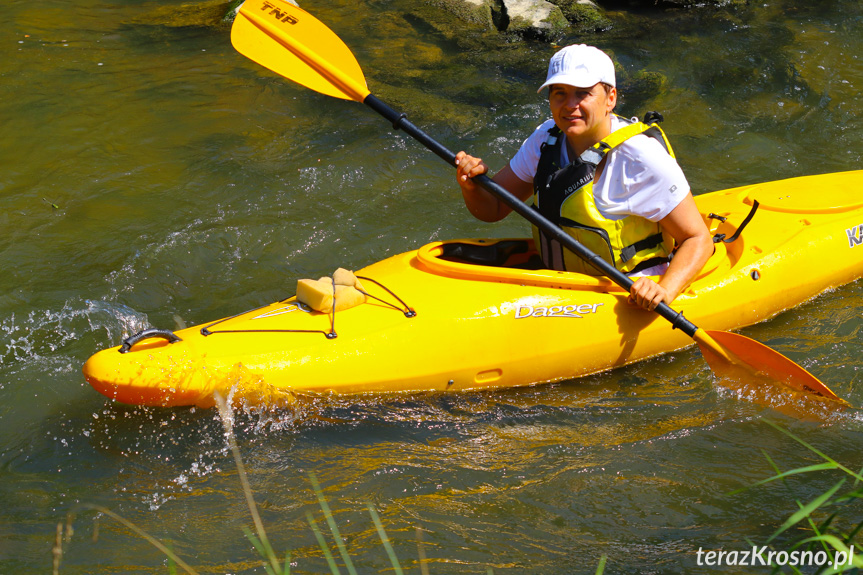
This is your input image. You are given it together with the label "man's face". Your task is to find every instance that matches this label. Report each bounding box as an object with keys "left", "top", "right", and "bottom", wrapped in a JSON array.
[{"left": 548, "top": 83, "right": 617, "bottom": 149}]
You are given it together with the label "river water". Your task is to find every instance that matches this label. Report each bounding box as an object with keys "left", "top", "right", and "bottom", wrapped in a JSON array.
[{"left": 2, "top": 0, "right": 862, "bottom": 573}]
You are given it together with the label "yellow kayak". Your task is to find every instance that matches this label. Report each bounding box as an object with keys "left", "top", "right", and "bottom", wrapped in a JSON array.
[{"left": 83, "top": 170, "right": 863, "bottom": 407}]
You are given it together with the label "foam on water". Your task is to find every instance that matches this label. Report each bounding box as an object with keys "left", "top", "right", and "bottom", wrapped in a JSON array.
[{"left": 0, "top": 299, "right": 149, "bottom": 376}]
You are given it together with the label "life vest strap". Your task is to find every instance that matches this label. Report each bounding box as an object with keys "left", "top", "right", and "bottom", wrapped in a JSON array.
[
  {"left": 619, "top": 232, "right": 666, "bottom": 265},
  {"left": 579, "top": 147, "right": 606, "bottom": 166},
  {"left": 628, "top": 255, "right": 670, "bottom": 275}
]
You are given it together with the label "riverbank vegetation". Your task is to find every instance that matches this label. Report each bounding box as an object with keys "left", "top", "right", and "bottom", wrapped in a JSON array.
[{"left": 732, "top": 421, "right": 863, "bottom": 575}]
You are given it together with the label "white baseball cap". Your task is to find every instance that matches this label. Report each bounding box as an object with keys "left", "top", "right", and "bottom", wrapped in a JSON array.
[{"left": 537, "top": 44, "right": 616, "bottom": 93}]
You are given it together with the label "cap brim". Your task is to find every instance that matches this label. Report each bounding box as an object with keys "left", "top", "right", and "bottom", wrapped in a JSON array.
[{"left": 537, "top": 73, "right": 608, "bottom": 93}]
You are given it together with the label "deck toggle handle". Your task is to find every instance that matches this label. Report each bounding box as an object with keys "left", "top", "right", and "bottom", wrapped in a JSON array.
[{"left": 119, "top": 328, "right": 183, "bottom": 354}]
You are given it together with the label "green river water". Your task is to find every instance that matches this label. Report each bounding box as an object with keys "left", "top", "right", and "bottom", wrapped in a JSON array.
[{"left": 2, "top": 0, "right": 863, "bottom": 572}]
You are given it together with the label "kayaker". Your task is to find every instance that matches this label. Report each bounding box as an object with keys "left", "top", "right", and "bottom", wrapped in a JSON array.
[{"left": 455, "top": 44, "right": 713, "bottom": 312}]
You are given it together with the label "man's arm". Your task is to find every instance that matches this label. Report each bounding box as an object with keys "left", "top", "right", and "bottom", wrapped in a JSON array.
[
  {"left": 455, "top": 152, "right": 534, "bottom": 222},
  {"left": 629, "top": 193, "right": 713, "bottom": 310}
]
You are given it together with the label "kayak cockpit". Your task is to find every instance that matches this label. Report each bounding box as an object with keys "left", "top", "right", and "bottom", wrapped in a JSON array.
[
  {"left": 415, "top": 235, "right": 734, "bottom": 293},
  {"left": 417, "top": 239, "right": 626, "bottom": 292},
  {"left": 436, "top": 239, "right": 543, "bottom": 269}
]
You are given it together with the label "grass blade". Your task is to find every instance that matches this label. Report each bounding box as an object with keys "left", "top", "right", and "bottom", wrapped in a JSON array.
[
  {"left": 214, "top": 392, "right": 282, "bottom": 575},
  {"left": 768, "top": 478, "right": 846, "bottom": 542},
  {"left": 763, "top": 420, "right": 863, "bottom": 482},
  {"left": 243, "top": 527, "right": 279, "bottom": 575},
  {"left": 729, "top": 462, "right": 838, "bottom": 495},
  {"left": 366, "top": 504, "right": 403, "bottom": 575},
  {"left": 306, "top": 511, "right": 342, "bottom": 575},
  {"left": 416, "top": 527, "right": 429, "bottom": 575},
  {"left": 794, "top": 535, "right": 863, "bottom": 573},
  {"left": 308, "top": 473, "right": 357, "bottom": 575},
  {"left": 595, "top": 554, "right": 607, "bottom": 574},
  {"left": 70, "top": 505, "right": 200, "bottom": 575}
]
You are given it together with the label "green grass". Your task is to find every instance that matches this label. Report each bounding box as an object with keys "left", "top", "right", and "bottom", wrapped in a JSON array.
[{"left": 733, "top": 419, "right": 863, "bottom": 575}]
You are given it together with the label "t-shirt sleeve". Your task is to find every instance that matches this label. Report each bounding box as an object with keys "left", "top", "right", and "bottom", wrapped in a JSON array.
[
  {"left": 508, "top": 119, "right": 556, "bottom": 184},
  {"left": 593, "top": 134, "right": 690, "bottom": 222}
]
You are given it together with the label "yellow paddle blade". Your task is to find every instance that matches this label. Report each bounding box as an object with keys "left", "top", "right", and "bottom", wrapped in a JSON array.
[
  {"left": 231, "top": 0, "right": 370, "bottom": 102},
  {"left": 693, "top": 329, "right": 847, "bottom": 404}
]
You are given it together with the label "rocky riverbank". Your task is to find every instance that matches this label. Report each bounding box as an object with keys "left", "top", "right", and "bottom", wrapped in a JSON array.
[
  {"left": 134, "top": 0, "right": 837, "bottom": 137},
  {"left": 143, "top": 0, "right": 745, "bottom": 41}
]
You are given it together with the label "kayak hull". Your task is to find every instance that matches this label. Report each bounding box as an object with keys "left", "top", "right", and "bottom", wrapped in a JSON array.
[{"left": 83, "top": 170, "right": 863, "bottom": 407}]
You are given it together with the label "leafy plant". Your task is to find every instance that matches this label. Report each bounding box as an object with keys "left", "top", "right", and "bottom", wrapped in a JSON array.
[{"left": 734, "top": 420, "right": 863, "bottom": 575}]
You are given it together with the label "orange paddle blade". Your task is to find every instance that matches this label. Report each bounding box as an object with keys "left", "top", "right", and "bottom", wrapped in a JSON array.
[
  {"left": 231, "top": 0, "right": 370, "bottom": 102},
  {"left": 694, "top": 329, "right": 846, "bottom": 404}
]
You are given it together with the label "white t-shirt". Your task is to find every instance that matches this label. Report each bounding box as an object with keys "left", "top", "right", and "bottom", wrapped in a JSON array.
[{"left": 509, "top": 116, "right": 689, "bottom": 222}]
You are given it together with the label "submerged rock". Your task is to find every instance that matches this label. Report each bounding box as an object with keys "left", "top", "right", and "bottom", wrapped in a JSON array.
[
  {"left": 618, "top": 69, "right": 669, "bottom": 109},
  {"left": 429, "top": 0, "right": 750, "bottom": 40},
  {"left": 625, "top": 0, "right": 748, "bottom": 6},
  {"left": 172, "top": 0, "right": 752, "bottom": 41},
  {"left": 549, "top": 0, "right": 611, "bottom": 34},
  {"left": 134, "top": 0, "right": 233, "bottom": 28},
  {"left": 431, "top": 0, "right": 570, "bottom": 39},
  {"left": 372, "top": 79, "right": 491, "bottom": 131},
  {"left": 505, "top": 0, "right": 569, "bottom": 38},
  {"left": 427, "top": 0, "right": 496, "bottom": 28},
  {"left": 224, "top": 0, "right": 245, "bottom": 23}
]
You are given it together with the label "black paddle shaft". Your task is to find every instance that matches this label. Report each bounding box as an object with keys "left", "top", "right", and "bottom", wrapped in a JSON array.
[{"left": 363, "top": 94, "right": 700, "bottom": 337}]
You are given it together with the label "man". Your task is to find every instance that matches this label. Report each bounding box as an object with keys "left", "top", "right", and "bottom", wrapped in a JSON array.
[{"left": 454, "top": 44, "right": 713, "bottom": 312}]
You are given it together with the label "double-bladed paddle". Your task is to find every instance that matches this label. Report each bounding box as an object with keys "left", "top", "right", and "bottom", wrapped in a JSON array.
[{"left": 230, "top": 0, "right": 846, "bottom": 405}]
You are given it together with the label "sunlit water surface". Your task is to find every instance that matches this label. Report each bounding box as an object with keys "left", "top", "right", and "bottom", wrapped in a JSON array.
[{"left": 1, "top": 0, "right": 862, "bottom": 572}]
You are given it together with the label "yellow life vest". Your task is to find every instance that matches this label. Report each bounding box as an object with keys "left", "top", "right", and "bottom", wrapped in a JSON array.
[{"left": 532, "top": 114, "right": 676, "bottom": 275}]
